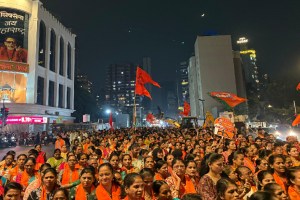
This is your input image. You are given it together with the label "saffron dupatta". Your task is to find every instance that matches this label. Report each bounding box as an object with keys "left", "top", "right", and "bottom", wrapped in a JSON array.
[
  {"left": 288, "top": 185, "right": 300, "bottom": 200},
  {"left": 96, "top": 183, "right": 121, "bottom": 200},
  {"left": 19, "top": 170, "right": 39, "bottom": 189},
  {"left": 61, "top": 164, "right": 79, "bottom": 185},
  {"left": 75, "top": 183, "right": 96, "bottom": 200},
  {"left": 273, "top": 172, "right": 287, "bottom": 193}
]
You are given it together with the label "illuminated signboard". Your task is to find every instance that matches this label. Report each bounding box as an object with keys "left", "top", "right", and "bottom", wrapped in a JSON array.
[
  {"left": 0, "top": 8, "right": 29, "bottom": 72},
  {"left": 0, "top": 116, "right": 48, "bottom": 124}
]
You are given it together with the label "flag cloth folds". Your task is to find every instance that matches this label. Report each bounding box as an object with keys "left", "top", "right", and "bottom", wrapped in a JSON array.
[
  {"left": 109, "top": 112, "right": 114, "bottom": 130},
  {"left": 180, "top": 101, "right": 190, "bottom": 116},
  {"left": 146, "top": 113, "right": 155, "bottom": 124},
  {"left": 296, "top": 83, "right": 300, "bottom": 91},
  {"left": 210, "top": 92, "right": 247, "bottom": 108},
  {"left": 292, "top": 114, "right": 300, "bottom": 126},
  {"left": 135, "top": 66, "right": 160, "bottom": 99}
]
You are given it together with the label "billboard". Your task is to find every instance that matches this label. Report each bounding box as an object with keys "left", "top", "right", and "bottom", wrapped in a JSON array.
[
  {"left": 0, "top": 8, "right": 29, "bottom": 71},
  {"left": 0, "top": 116, "right": 48, "bottom": 124}
]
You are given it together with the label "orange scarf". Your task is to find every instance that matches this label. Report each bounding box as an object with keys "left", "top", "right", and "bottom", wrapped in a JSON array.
[
  {"left": 20, "top": 170, "right": 38, "bottom": 188},
  {"left": 154, "top": 173, "right": 164, "bottom": 181},
  {"left": 61, "top": 164, "right": 79, "bottom": 185},
  {"left": 96, "top": 183, "right": 121, "bottom": 200},
  {"left": 244, "top": 157, "right": 255, "bottom": 174},
  {"left": 182, "top": 175, "right": 196, "bottom": 194},
  {"left": 288, "top": 185, "right": 300, "bottom": 200},
  {"left": 55, "top": 139, "right": 65, "bottom": 149},
  {"left": 75, "top": 183, "right": 96, "bottom": 200},
  {"left": 273, "top": 172, "right": 287, "bottom": 193}
]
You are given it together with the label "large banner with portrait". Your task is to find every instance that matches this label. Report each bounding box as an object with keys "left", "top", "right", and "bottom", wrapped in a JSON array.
[{"left": 0, "top": 8, "right": 29, "bottom": 71}]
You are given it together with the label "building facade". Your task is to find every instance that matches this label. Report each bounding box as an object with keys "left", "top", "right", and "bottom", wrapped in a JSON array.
[
  {"left": 189, "top": 35, "right": 239, "bottom": 118},
  {"left": 178, "top": 61, "right": 189, "bottom": 105},
  {"left": 0, "top": 0, "right": 76, "bottom": 132}
]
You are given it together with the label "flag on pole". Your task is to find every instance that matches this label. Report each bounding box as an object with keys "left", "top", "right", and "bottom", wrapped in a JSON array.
[
  {"left": 296, "top": 83, "right": 300, "bottom": 91},
  {"left": 146, "top": 113, "right": 155, "bottom": 124},
  {"left": 135, "top": 66, "right": 160, "bottom": 99},
  {"left": 109, "top": 112, "right": 114, "bottom": 130},
  {"left": 209, "top": 92, "right": 247, "bottom": 108},
  {"left": 180, "top": 101, "right": 190, "bottom": 116},
  {"left": 292, "top": 114, "right": 300, "bottom": 126}
]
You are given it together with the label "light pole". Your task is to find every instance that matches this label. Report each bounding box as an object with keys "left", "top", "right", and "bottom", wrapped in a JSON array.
[{"left": 199, "top": 99, "right": 205, "bottom": 120}]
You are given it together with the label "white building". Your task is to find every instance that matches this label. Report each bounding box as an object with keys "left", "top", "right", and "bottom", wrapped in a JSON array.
[
  {"left": 189, "top": 35, "right": 239, "bottom": 118},
  {"left": 0, "top": 0, "right": 76, "bottom": 132}
]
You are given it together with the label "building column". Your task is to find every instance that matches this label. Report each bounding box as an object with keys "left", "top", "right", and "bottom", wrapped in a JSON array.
[
  {"left": 71, "top": 46, "right": 75, "bottom": 109},
  {"left": 44, "top": 26, "right": 51, "bottom": 105},
  {"left": 54, "top": 35, "right": 60, "bottom": 107}
]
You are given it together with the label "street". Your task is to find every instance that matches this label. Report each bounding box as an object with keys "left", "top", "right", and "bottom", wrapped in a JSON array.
[{"left": 0, "top": 144, "right": 55, "bottom": 160}]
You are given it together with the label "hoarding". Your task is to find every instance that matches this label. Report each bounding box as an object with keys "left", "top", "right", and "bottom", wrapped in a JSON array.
[
  {"left": 0, "top": 116, "right": 48, "bottom": 124},
  {"left": 0, "top": 8, "right": 29, "bottom": 71}
]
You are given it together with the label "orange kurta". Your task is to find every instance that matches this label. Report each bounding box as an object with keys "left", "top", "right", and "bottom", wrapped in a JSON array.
[
  {"left": 96, "top": 183, "right": 121, "bottom": 200},
  {"left": 288, "top": 185, "right": 300, "bottom": 200},
  {"left": 273, "top": 173, "right": 287, "bottom": 194},
  {"left": 244, "top": 157, "right": 255, "bottom": 174}
]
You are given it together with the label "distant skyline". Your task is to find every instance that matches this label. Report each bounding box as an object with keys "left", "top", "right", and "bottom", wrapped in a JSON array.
[{"left": 41, "top": 0, "right": 300, "bottom": 88}]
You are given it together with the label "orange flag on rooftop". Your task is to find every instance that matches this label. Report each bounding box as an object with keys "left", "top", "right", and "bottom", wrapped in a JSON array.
[
  {"left": 135, "top": 66, "right": 160, "bottom": 99},
  {"left": 180, "top": 101, "right": 190, "bottom": 116},
  {"left": 292, "top": 114, "right": 300, "bottom": 126},
  {"left": 296, "top": 83, "right": 300, "bottom": 91}
]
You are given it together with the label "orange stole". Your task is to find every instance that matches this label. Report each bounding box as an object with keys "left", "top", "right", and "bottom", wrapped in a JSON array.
[
  {"left": 244, "top": 157, "right": 255, "bottom": 174},
  {"left": 154, "top": 173, "right": 164, "bottom": 181},
  {"left": 96, "top": 183, "right": 121, "bottom": 200},
  {"left": 75, "top": 184, "right": 96, "bottom": 200},
  {"left": 20, "top": 171, "right": 39, "bottom": 188},
  {"left": 61, "top": 164, "right": 79, "bottom": 185},
  {"left": 177, "top": 175, "right": 196, "bottom": 198},
  {"left": 55, "top": 139, "right": 65, "bottom": 149},
  {"left": 273, "top": 173, "right": 287, "bottom": 193},
  {"left": 288, "top": 185, "right": 300, "bottom": 200}
]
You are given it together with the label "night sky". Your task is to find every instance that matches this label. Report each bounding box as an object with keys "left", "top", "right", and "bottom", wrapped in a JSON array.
[{"left": 41, "top": 0, "right": 300, "bottom": 89}]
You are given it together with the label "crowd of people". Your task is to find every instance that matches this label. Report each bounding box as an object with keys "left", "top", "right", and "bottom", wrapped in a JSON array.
[{"left": 0, "top": 126, "right": 299, "bottom": 200}]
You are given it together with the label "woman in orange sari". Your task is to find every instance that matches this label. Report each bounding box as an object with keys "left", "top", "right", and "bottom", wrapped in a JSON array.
[
  {"left": 96, "top": 163, "right": 121, "bottom": 200},
  {"left": 27, "top": 168, "right": 59, "bottom": 200},
  {"left": 109, "top": 153, "right": 121, "bottom": 172},
  {"left": 269, "top": 155, "right": 288, "bottom": 194},
  {"left": 69, "top": 167, "right": 96, "bottom": 200},
  {"left": 15, "top": 158, "right": 39, "bottom": 192},
  {"left": 58, "top": 155, "right": 80, "bottom": 187},
  {"left": 120, "top": 154, "right": 137, "bottom": 180},
  {"left": 185, "top": 160, "right": 200, "bottom": 193},
  {"left": 287, "top": 166, "right": 300, "bottom": 200},
  {"left": 0, "top": 154, "right": 14, "bottom": 180},
  {"left": 140, "top": 168, "right": 155, "bottom": 200},
  {"left": 152, "top": 181, "right": 172, "bottom": 200},
  {"left": 10, "top": 154, "right": 27, "bottom": 181},
  {"left": 154, "top": 160, "right": 169, "bottom": 181},
  {"left": 165, "top": 158, "right": 196, "bottom": 199}
]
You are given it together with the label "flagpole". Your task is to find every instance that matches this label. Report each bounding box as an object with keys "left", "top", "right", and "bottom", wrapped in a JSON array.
[{"left": 133, "top": 93, "right": 137, "bottom": 129}]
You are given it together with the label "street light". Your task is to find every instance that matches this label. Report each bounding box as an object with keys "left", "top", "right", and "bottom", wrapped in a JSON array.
[
  {"left": 199, "top": 99, "right": 205, "bottom": 120},
  {"left": 105, "top": 109, "right": 111, "bottom": 114}
]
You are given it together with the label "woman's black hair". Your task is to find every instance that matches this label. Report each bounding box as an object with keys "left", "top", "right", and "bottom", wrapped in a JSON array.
[
  {"left": 185, "top": 154, "right": 196, "bottom": 161},
  {"left": 287, "top": 166, "right": 300, "bottom": 185},
  {"left": 216, "top": 178, "right": 237, "bottom": 200},
  {"left": 264, "top": 183, "right": 281, "bottom": 194},
  {"left": 152, "top": 180, "right": 167, "bottom": 195},
  {"left": 53, "top": 148, "right": 61, "bottom": 154},
  {"left": 42, "top": 168, "right": 58, "bottom": 179},
  {"left": 139, "top": 168, "right": 154, "bottom": 179},
  {"left": 152, "top": 148, "right": 163, "bottom": 162},
  {"left": 172, "top": 149, "right": 183, "bottom": 159},
  {"left": 124, "top": 173, "right": 142, "bottom": 188},
  {"left": 257, "top": 170, "right": 273, "bottom": 190},
  {"left": 24, "top": 157, "right": 36, "bottom": 165},
  {"left": 200, "top": 153, "right": 223, "bottom": 177},
  {"left": 268, "top": 154, "right": 286, "bottom": 173},
  {"left": 286, "top": 144, "right": 297, "bottom": 154},
  {"left": 121, "top": 154, "right": 132, "bottom": 162},
  {"left": 154, "top": 160, "right": 167, "bottom": 172},
  {"left": 249, "top": 191, "right": 276, "bottom": 200},
  {"left": 17, "top": 154, "right": 27, "bottom": 160},
  {"left": 139, "top": 149, "right": 149, "bottom": 157},
  {"left": 258, "top": 149, "right": 272, "bottom": 159},
  {"left": 171, "top": 158, "right": 185, "bottom": 167},
  {"left": 4, "top": 182, "right": 22, "bottom": 196},
  {"left": 28, "top": 149, "right": 39, "bottom": 158},
  {"left": 53, "top": 188, "right": 69, "bottom": 199},
  {"left": 181, "top": 193, "right": 202, "bottom": 200},
  {"left": 228, "top": 150, "right": 244, "bottom": 165},
  {"left": 77, "top": 153, "right": 89, "bottom": 161},
  {"left": 39, "top": 163, "right": 51, "bottom": 172},
  {"left": 109, "top": 152, "right": 119, "bottom": 161}
]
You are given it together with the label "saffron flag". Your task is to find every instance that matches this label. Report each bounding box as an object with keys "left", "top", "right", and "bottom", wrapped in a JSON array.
[
  {"left": 135, "top": 66, "right": 160, "bottom": 99},
  {"left": 146, "top": 113, "right": 155, "bottom": 124},
  {"left": 210, "top": 92, "right": 247, "bottom": 108},
  {"left": 292, "top": 114, "right": 300, "bottom": 126},
  {"left": 296, "top": 83, "right": 300, "bottom": 91},
  {"left": 180, "top": 101, "right": 190, "bottom": 116},
  {"left": 109, "top": 112, "right": 114, "bottom": 130},
  {"left": 214, "top": 117, "right": 235, "bottom": 139}
]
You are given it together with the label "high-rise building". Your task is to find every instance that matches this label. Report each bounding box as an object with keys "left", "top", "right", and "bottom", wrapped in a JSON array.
[
  {"left": 105, "top": 63, "right": 140, "bottom": 114},
  {"left": 237, "top": 37, "right": 260, "bottom": 96},
  {"left": 178, "top": 61, "right": 189, "bottom": 105},
  {"left": 189, "top": 35, "right": 242, "bottom": 118},
  {"left": 0, "top": 0, "right": 76, "bottom": 132},
  {"left": 76, "top": 74, "right": 92, "bottom": 93}
]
